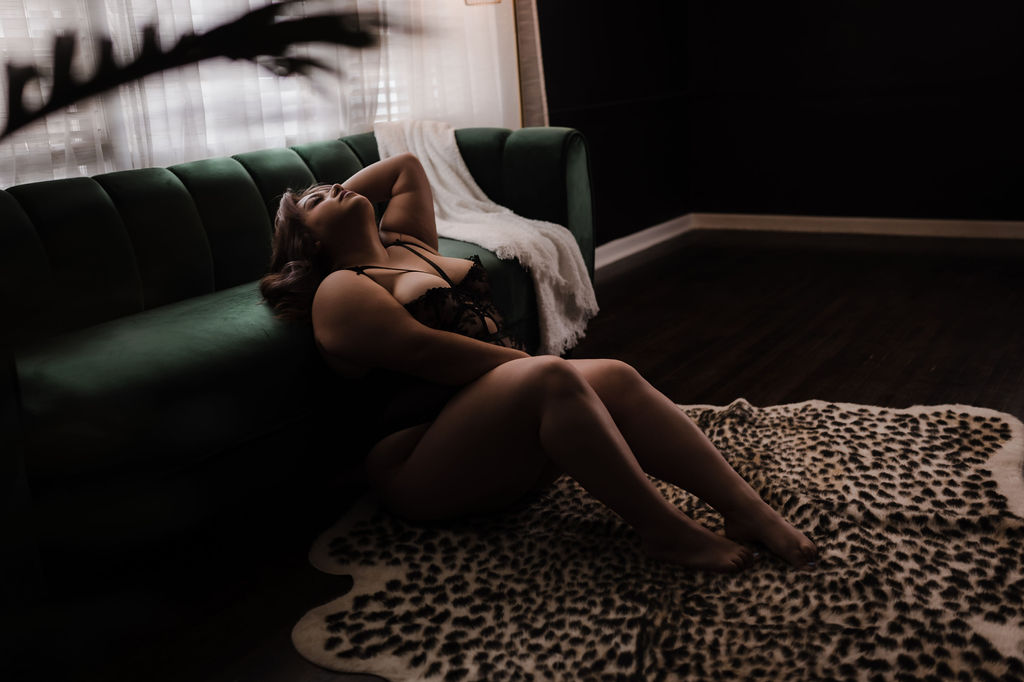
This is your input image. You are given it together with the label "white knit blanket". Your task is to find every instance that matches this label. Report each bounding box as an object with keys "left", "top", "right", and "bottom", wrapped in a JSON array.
[{"left": 374, "top": 120, "right": 598, "bottom": 355}]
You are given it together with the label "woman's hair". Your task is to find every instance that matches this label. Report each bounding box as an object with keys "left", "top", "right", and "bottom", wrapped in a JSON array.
[{"left": 259, "top": 185, "right": 333, "bottom": 320}]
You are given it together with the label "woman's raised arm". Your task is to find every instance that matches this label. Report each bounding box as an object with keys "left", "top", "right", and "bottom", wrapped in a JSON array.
[{"left": 342, "top": 153, "right": 439, "bottom": 251}]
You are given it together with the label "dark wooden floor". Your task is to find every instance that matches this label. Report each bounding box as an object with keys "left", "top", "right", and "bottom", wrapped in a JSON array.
[
  {"left": 579, "top": 230, "right": 1024, "bottom": 422},
  {"left": 24, "top": 230, "right": 1024, "bottom": 681}
]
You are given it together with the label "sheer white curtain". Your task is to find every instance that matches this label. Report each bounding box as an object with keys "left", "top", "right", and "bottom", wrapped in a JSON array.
[
  {"left": 374, "top": 0, "right": 521, "bottom": 128},
  {"left": 0, "top": 0, "right": 523, "bottom": 188}
]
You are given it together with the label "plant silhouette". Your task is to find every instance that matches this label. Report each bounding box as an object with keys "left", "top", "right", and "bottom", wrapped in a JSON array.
[{"left": 1, "top": 0, "right": 385, "bottom": 140}]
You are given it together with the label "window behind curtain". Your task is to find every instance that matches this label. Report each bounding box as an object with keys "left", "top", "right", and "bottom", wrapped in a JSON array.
[{"left": 0, "top": 0, "right": 522, "bottom": 188}]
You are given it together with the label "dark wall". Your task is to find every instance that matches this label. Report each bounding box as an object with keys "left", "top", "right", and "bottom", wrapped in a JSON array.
[
  {"left": 537, "top": 1, "right": 689, "bottom": 245},
  {"left": 537, "top": 1, "right": 1024, "bottom": 245}
]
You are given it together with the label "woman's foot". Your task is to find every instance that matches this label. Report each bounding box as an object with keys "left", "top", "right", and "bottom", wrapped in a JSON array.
[
  {"left": 640, "top": 514, "right": 754, "bottom": 573},
  {"left": 723, "top": 499, "right": 818, "bottom": 569}
]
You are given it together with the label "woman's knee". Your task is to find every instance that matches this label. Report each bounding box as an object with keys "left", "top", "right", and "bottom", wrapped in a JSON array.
[
  {"left": 580, "top": 358, "right": 647, "bottom": 398},
  {"left": 510, "top": 355, "right": 591, "bottom": 401}
]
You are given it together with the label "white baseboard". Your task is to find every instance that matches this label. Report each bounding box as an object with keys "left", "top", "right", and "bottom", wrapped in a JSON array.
[{"left": 595, "top": 213, "right": 1024, "bottom": 273}]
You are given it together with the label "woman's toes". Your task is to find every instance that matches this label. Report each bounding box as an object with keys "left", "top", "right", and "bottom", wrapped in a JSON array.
[
  {"left": 726, "top": 553, "right": 748, "bottom": 572},
  {"left": 725, "top": 502, "right": 818, "bottom": 569}
]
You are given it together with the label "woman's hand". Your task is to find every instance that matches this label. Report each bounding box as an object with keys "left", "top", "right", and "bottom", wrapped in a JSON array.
[
  {"left": 312, "top": 270, "right": 529, "bottom": 384},
  {"left": 341, "top": 153, "right": 439, "bottom": 251}
]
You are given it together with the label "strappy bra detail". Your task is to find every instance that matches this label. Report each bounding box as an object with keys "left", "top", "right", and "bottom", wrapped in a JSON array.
[
  {"left": 343, "top": 240, "right": 521, "bottom": 348},
  {"left": 342, "top": 240, "right": 461, "bottom": 303},
  {"left": 391, "top": 240, "right": 457, "bottom": 285}
]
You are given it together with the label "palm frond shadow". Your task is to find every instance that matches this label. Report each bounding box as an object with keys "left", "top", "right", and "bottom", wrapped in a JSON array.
[{"left": 1, "top": 0, "right": 393, "bottom": 140}]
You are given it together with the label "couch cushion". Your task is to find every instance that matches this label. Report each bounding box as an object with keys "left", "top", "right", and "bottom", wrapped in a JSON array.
[
  {"left": 16, "top": 282, "right": 327, "bottom": 480},
  {"left": 5, "top": 178, "right": 144, "bottom": 334},
  {"left": 169, "top": 157, "right": 274, "bottom": 291},
  {"left": 291, "top": 139, "right": 365, "bottom": 184},
  {"left": 340, "top": 132, "right": 380, "bottom": 166},
  {"left": 232, "top": 148, "right": 317, "bottom": 221},
  {"left": 95, "top": 168, "right": 215, "bottom": 309}
]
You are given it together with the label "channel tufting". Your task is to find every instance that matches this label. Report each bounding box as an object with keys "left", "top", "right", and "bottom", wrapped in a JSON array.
[
  {"left": 0, "top": 128, "right": 594, "bottom": 343},
  {"left": 169, "top": 157, "right": 273, "bottom": 292},
  {"left": 4, "top": 176, "right": 144, "bottom": 335},
  {"left": 95, "top": 167, "right": 216, "bottom": 310}
]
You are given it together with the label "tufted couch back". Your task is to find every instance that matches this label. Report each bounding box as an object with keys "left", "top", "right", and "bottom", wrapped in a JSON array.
[
  {"left": 0, "top": 128, "right": 593, "bottom": 351},
  {"left": 0, "top": 139, "right": 357, "bottom": 349}
]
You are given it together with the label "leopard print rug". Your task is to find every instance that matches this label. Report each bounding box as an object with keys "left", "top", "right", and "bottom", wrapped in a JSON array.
[{"left": 292, "top": 400, "right": 1024, "bottom": 680}]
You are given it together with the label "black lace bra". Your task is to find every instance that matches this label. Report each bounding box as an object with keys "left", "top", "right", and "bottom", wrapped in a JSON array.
[
  {"left": 342, "top": 240, "right": 522, "bottom": 350},
  {"left": 344, "top": 240, "right": 524, "bottom": 444}
]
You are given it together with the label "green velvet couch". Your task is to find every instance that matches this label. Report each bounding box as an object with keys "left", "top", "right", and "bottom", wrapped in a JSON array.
[{"left": 1, "top": 127, "right": 594, "bottom": 603}]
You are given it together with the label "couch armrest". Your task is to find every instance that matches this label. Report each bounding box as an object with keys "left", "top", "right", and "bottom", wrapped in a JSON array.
[{"left": 500, "top": 127, "right": 595, "bottom": 280}]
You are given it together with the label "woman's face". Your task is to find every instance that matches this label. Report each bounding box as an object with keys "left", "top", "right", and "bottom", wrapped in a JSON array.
[{"left": 298, "top": 183, "right": 374, "bottom": 246}]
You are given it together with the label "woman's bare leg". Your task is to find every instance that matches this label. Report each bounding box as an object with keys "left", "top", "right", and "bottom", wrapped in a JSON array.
[
  {"left": 568, "top": 359, "right": 818, "bottom": 568},
  {"left": 365, "top": 356, "right": 753, "bottom": 572}
]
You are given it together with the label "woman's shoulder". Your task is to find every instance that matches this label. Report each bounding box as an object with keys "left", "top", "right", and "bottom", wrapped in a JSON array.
[
  {"left": 310, "top": 272, "right": 376, "bottom": 377},
  {"left": 319, "top": 267, "right": 362, "bottom": 287},
  {"left": 315, "top": 268, "right": 360, "bottom": 297},
  {"left": 312, "top": 268, "right": 407, "bottom": 326},
  {"left": 314, "top": 269, "right": 380, "bottom": 316}
]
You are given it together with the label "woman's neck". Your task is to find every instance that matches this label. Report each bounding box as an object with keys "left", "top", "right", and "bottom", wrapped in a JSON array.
[{"left": 329, "top": 231, "right": 391, "bottom": 270}]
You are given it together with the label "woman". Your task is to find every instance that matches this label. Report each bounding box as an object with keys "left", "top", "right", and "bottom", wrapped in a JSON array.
[{"left": 260, "top": 153, "right": 817, "bottom": 572}]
